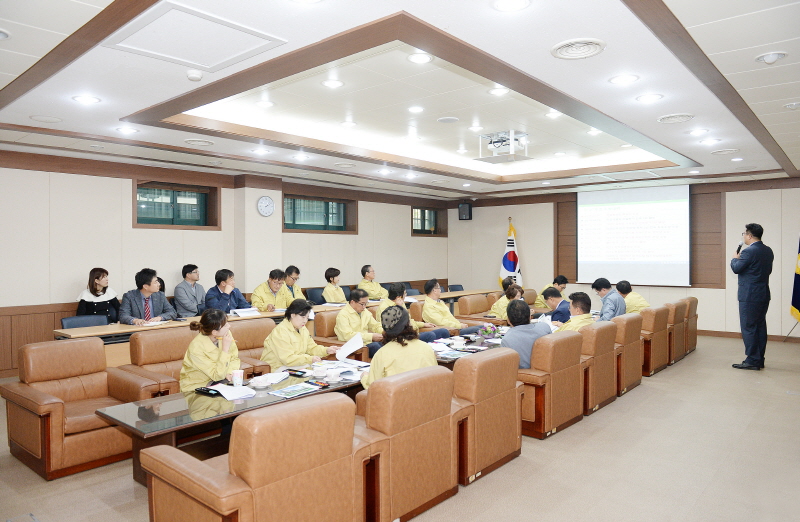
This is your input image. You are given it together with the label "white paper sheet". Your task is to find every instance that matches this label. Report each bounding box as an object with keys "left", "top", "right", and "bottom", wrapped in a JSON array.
[
  {"left": 337, "top": 335, "right": 365, "bottom": 362},
  {"left": 141, "top": 320, "right": 169, "bottom": 326},
  {"left": 232, "top": 307, "right": 260, "bottom": 317},
  {"left": 537, "top": 315, "right": 559, "bottom": 333},
  {"left": 248, "top": 372, "right": 289, "bottom": 387},
  {"left": 208, "top": 383, "right": 256, "bottom": 400}
]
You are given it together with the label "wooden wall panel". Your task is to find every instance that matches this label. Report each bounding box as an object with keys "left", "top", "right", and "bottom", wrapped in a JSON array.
[
  {"left": 691, "top": 192, "right": 725, "bottom": 288},
  {"left": 0, "top": 316, "right": 11, "bottom": 371},
  {"left": 11, "top": 314, "right": 56, "bottom": 368},
  {"left": 555, "top": 201, "right": 577, "bottom": 281}
]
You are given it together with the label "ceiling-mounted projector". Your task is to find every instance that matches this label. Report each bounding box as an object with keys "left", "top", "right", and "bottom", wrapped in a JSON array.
[{"left": 474, "top": 130, "right": 533, "bottom": 164}]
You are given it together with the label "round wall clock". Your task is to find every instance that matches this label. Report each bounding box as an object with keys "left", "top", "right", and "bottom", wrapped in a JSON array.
[{"left": 256, "top": 196, "right": 275, "bottom": 217}]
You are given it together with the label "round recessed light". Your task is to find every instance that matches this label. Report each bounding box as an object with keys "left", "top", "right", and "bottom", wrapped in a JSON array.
[
  {"left": 406, "top": 174, "right": 417, "bottom": 179},
  {"left": 469, "top": 125, "right": 484, "bottom": 132},
  {"left": 546, "top": 110, "right": 561, "bottom": 119},
  {"left": 587, "top": 129, "right": 602, "bottom": 136},
  {"left": 711, "top": 148, "right": 739, "bottom": 155},
  {"left": 408, "top": 106, "right": 424, "bottom": 113},
  {"left": 252, "top": 148, "right": 271, "bottom": 155},
  {"left": 185, "top": 139, "right": 214, "bottom": 146},
  {"left": 334, "top": 162, "right": 356, "bottom": 168},
  {"left": 29, "top": 115, "right": 62, "bottom": 123},
  {"left": 322, "top": 79, "right": 344, "bottom": 89},
  {"left": 731, "top": 157, "right": 744, "bottom": 162},
  {"left": 554, "top": 152, "right": 566, "bottom": 156},
  {"left": 551, "top": 38, "right": 606, "bottom": 60},
  {"left": 72, "top": 95, "right": 101, "bottom": 105},
  {"left": 463, "top": 183, "right": 471, "bottom": 187},
  {"left": 437, "top": 116, "right": 459, "bottom": 123},
  {"left": 341, "top": 121, "right": 356, "bottom": 127},
  {"left": 294, "top": 154, "right": 310, "bottom": 160},
  {"left": 457, "top": 148, "right": 468, "bottom": 153},
  {"left": 492, "top": 0, "right": 531, "bottom": 11},
  {"left": 379, "top": 169, "right": 393, "bottom": 175},
  {"left": 657, "top": 113, "right": 694, "bottom": 124},
  {"left": 408, "top": 53, "right": 433, "bottom": 64},
  {"left": 620, "top": 144, "right": 632, "bottom": 148},
  {"left": 256, "top": 101, "right": 274, "bottom": 108},
  {"left": 689, "top": 129, "right": 709, "bottom": 136},
  {"left": 117, "top": 127, "right": 138, "bottom": 135},
  {"left": 688, "top": 170, "right": 699, "bottom": 174},
  {"left": 784, "top": 102, "right": 800, "bottom": 110},
  {"left": 609, "top": 74, "right": 639, "bottom": 85},
  {"left": 755, "top": 52, "right": 787, "bottom": 65},
  {"left": 636, "top": 94, "right": 663, "bottom": 103},
  {"left": 489, "top": 87, "right": 510, "bottom": 96},
  {"left": 700, "top": 139, "right": 721, "bottom": 145},
  {"left": 542, "top": 181, "right": 551, "bottom": 185},
  {"left": 209, "top": 160, "right": 222, "bottom": 166},
  {"left": 0, "top": 29, "right": 11, "bottom": 40}
]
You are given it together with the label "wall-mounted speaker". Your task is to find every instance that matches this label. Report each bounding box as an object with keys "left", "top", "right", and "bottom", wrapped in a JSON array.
[{"left": 458, "top": 202, "right": 472, "bottom": 220}]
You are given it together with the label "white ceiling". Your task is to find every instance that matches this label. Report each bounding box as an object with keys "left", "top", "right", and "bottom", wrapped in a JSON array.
[{"left": 0, "top": 0, "right": 795, "bottom": 200}]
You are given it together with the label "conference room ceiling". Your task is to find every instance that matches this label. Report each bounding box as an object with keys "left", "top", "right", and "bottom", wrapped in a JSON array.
[{"left": 0, "top": 0, "right": 796, "bottom": 202}]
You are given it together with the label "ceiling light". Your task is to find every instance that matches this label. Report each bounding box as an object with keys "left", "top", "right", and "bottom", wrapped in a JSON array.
[
  {"left": 256, "top": 101, "right": 274, "bottom": 108},
  {"left": 406, "top": 174, "right": 417, "bottom": 179},
  {"left": 0, "top": 29, "right": 10, "bottom": 40},
  {"left": 252, "top": 148, "right": 270, "bottom": 155},
  {"left": 408, "top": 106, "right": 424, "bottom": 113},
  {"left": 322, "top": 79, "right": 343, "bottom": 88},
  {"left": 378, "top": 169, "right": 393, "bottom": 175},
  {"left": 551, "top": 38, "right": 606, "bottom": 60},
  {"left": 294, "top": 154, "right": 310, "bottom": 160},
  {"left": 554, "top": 152, "right": 566, "bottom": 156},
  {"left": 408, "top": 53, "right": 433, "bottom": 64},
  {"left": 690, "top": 129, "right": 709, "bottom": 136},
  {"left": 469, "top": 125, "right": 484, "bottom": 132},
  {"left": 587, "top": 129, "right": 602, "bottom": 136},
  {"left": 546, "top": 110, "right": 561, "bottom": 119},
  {"left": 185, "top": 139, "right": 214, "bottom": 146},
  {"left": 437, "top": 116, "right": 459, "bottom": 123},
  {"left": 731, "top": 157, "right": 743, "bottom": 162},
  {"left": 620, "top": 144, "right": 632, "bottom": 148},
  {"left": 72, "top": 95, "right": 100, "bottom": 104},
  {"left": 657, "top": 113, "right": 694, "bottom": 124},
  {"left": 457, "top": 148, "right": 468, "bottom": 153},
  {"left": 542, "top": 181, "right": 551, "bottom": 185},
  {"left": 30, "top": 115, "right": 62, "bottom": 123},
  {"left": 784, "top": 102, "right": 800, "bottom": 110},
  {"left": 700, "top": 139, "right": 721, "bottom": 145},
  {"left": 609, "top": 74, "right": 639, "bottom": 85},
  {"left": 334, "top": 162, "right": 356, "bottom": 168},
  {"left": 341, "top": 121, "right": 356, "bottom": 127},
  {"left": 186, "top": 69, "right": 203, "bottom": 82},
  {"left": 689, "top": 170, "right": 699, "bottom": 174},
  {"left": 89, "top": 144, "right": 104, "bottom": 150},
  {"left": 489, "top": 87, "right": 509, "bottom": 96},
  {"left": 755, "top": 52, "right": 787, "bottom": 65},
  {"left": 116, "top": 127, "right": 138, "bottom": 134},
  {"left": 463, "top": 183, "right": 471, "bottom": 187},
  {"left": 711, "top": 148, "right": 739, "bottom": 155},
  {"left": 636, "top": 94, "right": 663, "bottom": 103},
  {"left": 492, "top": 0, "right": 531, "bottom": 11},
  {"left": 209, "top": 160, "right": 222, "bottom": 166}
]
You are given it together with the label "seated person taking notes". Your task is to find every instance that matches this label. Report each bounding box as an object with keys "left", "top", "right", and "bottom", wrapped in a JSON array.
[
  {"left": 173, "top": 264, "right": 206, "bottom": 318},
  {"left": 616, "top": 280, "right": 650, "bottom": 314},
  {"left": 335, "top": 288, "right": 384, "bottom": 357},
  {"left": 501, "top": 300, "right": 553, "bottom": 369},
  {"left": 119, "top": 268, "right": 177, "bottom": 325},
  {"left": 553, "top": 292, "right": 596, "bottom": 332},
  {"left": 377, "top": 283, "right": 449, "bottom": 342},
  {"left": 322, "top": 267, "right": 347, "bottom": 304},
  {"left": 422, "top": 278, "right": 485, "bottom": 335},
  {"left": 277, "top": 265, "right": 306, "bottom": 303},
  {"left": 591, "top": 278, "right": 626, "bottom": 321},
  {"left": 358, "top": 264, "right": 389, "bottom": 300},
  {"left": 251, "top": 269, "right": 286, "bottom": 312},
  {"left": 489, "top": 283, "right": 523, "bottom": 321},
  {"left": 77, "top": 267, "right": 120, "bottom": 323},
  {"left": 361, "top": 306, "right": 437, "bottom": 389},
  {"left": 261, "top": 299, "right": 338, "bottom": 369},
  {"left": 542, "top": 286, "right": 571, "bottom": 323},
  {"left": 179, "top": 309, "right": 241, "bottom": 393},
  {"left": 533, "top": 275, "right": 569, "bottom": 311},
  {"left": 205, "top": 269, "right": 249, "bottom": 313}
]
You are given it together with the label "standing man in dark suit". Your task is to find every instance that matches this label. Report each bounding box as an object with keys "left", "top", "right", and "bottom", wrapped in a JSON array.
[
  {"left": 119, "top": 268, "right": 177, "bottom": 325},
  {"left": 730, "top": 223, "right": 773, "bottom": 370}
]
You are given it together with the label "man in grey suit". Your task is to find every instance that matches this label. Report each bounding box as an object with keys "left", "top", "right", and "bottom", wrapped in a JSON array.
[
  {"left": 120, "top": 268, "right": 177, "bottom": 325},
  {"left": 730, "top": 223, "right": 774, "bottom": 370},
  {"left": 173, "top": 264, "right": 206, "bottom": 317}
]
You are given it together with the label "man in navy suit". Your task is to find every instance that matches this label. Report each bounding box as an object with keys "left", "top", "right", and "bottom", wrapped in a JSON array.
[
  {"left": 730, "top": 223, "right": 774, "bottom": 370},
  {"left": 542, "top": 286, "right": 571, "bottom": 323}
]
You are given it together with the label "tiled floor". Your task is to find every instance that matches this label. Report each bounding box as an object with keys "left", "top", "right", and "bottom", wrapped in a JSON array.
[{"left": 1, "top": 336, "right": 798, "bottom": 521}]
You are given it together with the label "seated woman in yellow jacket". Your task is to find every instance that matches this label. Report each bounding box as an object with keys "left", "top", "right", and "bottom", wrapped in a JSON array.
[
  {"left": 377, "top": 283, "right": 449, "bottom": 342},
  {"left": 261, "top": 299, "right": 338, "bottom": 368},
  {"left": 489, "top": 284, "right": 524, "bottom": 322},
  {"left": 322, "top": 267, "right": 347, "bottom": 304},
  {"left": 361, "top": 305, "right": 437, "bottom": 389},
  {"left": 179, "top": 309, "right": 241, "bottom": 393}
]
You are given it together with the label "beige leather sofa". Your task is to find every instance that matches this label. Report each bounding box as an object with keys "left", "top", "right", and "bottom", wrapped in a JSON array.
[
  {"left": 579, "top": 321, "right": 618, "bottom": 415},
  {"left": 681, "top": 296, "right": 699, "bottom": 353},
  {"left": 641, "top": 307, "right": 670, "bottom": 376},
  {"left": 665, "top": 300, "right": 688, "bottom": 365},
  {"left": 611, "top": 313, "right": 644, "bottom": 396},
  {"left": 456, "top": 294, "right": 507, "bottom": 326}
]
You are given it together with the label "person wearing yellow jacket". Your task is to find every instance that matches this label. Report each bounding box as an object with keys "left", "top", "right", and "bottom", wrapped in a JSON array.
[
  {"left": 322, "top": 267, "right": 347, "bottom": 304},
  {"left": 533, "top": 275, "right": 569, "bottom": 310},
  {"left": 378, "top": 283, "right": 449, "bottom": 342},
  {"left": 261, "top": 299, "right": 338, "bottom": 369},
  {"left": 277, "top": 265, "right": 306, "bottom": 304},
  {"left": 251, "top": 269, "right": 287, "bottom": 312},
  {"left": 179, "top": 309, "right": 241, "bottom": 393},
  {"left": 422, "top": 278, "right": 485, "bottom": 335},
  {"left": 358, "top": 264, "right": 389, "bottom": 300},
  {"left": 489, "top": 284, "right": 524, "bottom": 321},
  {"left": 554, "top": 292, "right": 596, "bottom": 332},
  {"left": 335, "top": 288, "right": 384, "bottom": 357},
  {"left": 616, "top": 280, "right": 650, "bottom": 314},
  {"left": 361, "top": 305, "right": 437, "bottom": 389}
]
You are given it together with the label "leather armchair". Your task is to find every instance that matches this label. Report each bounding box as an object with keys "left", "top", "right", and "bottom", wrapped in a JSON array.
[
  {"left": 641, "top": 306, "right": 670, "bottom": 376},
  {"left": 611, "top": 313, "right": 644, "bottom": 396},
  {"left": 353, "top": 366, "right": 458, "bottom": 522},
  {"left": 456, "top": 294, "right": 505, "bottom": 326},
  {"left": 228, "top": 318, "right": 275, "bottom": 375},
  {"left": 681, "top": 296, "right": 699, "bottom": 353},
  {"left": 578, "top": 321, "right": 618, "bottom": 415},
  {"left": 485, "top": 291, "right": 502, "bottom": 306},
  {"left": 141, "top": 393, "right": 374, "bottom": 522},
  {"left": 517, "top": 331, "right": 583, "bottom": 439},
  {"left": 452, "top": 348, "right": 523, "bottom": 485},
  {"left": 0, "top": 337, "right": 161, "bottom": 480},
  {"left": 665, "top": 301, "right": 688, "bottom": 365}
]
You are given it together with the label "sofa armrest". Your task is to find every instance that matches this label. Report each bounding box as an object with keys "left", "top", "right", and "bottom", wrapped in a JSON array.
[
  {"left": 141, "top": 445, "right": 253, "bottom": 517},
  {"left": 517, "top": 369, "right": 550, "bottom": 386},
  {"left": 118, "top": 365, "right": 179, "bottom": 394},
  {"left": 641, "top": 330, "right": 654, "bottom": 339},
  {"left": 354, "top": 416, "right": 389, "bottom": 444},
  {"left": 107, "top": 367, "right": 161, "bottom": 402},
  {"left": 355, "top": 390, "right": 368, "bottom": 417},
  {"left": 239, "top": 356, "right": 270, "bottom": 376},
  {"left": 0, "top": 381, "right": 64, "bottom": 415}
]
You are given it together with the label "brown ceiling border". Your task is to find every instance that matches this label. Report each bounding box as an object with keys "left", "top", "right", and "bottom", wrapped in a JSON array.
[
  {"left": 621, "top": 0, "right": 798, "bottom": 177},
  {"left": 122, "top": 11, "right": 698, "bottom": 179},
  {"left": 0, "top": 0, "right": 160, "bottom": 111}
]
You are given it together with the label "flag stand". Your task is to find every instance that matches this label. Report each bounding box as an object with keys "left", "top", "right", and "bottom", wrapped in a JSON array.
[{"left": 783, "top": 322, "right": 798, "bottom": 342}]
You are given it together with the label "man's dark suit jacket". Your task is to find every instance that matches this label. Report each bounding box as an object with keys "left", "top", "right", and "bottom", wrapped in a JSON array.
[
  {"left": 730, "top": 241, "right": 774, "bottom": 302},
  {"left": 551, "top": 298, "right": 571, "bottom": 323},
  {"left": 119, "top": 289, "right": 177, "bottom": 324}
]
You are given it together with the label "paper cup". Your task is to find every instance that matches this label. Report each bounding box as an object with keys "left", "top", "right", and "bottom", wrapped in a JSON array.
[
  {"left": 313, "top": 368, "right": 327, "bottom": 378},
  {"left": 231, "top": 369, "right": 244, "bottom": 387}
]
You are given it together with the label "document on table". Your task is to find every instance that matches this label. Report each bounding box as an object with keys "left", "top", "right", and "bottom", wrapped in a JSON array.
[
  {"left": 208, "top": 384, "right": 256, "bottom": 400},
  {"left": 269, "top": 383, "right": 319, "bottom": 398},
  {"left": 336, "top": 335, "right": 370, "bottom": 368},
  {"left": 248, "top": 372, "right": 290, "bottom": 387},
  {"left": 232, "top": 307, "right": 260, "bottom": 317},
  {"left": 325, "top": 303, "right": 347, "bottom": 307},
  {"left": 537, "top": 315, "right": 559, "bottom": 333},
  {"left": 437, "top": 350, "right": 472, "bottom": 359}
]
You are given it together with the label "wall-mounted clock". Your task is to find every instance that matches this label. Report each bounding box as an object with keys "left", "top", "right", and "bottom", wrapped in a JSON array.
[{"left": 257, "top": 196, "right": 275, "bottom": 217}]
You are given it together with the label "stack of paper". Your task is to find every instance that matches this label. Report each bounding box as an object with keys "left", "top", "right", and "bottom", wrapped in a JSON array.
[
  {"left": 208, "top": 384, "right": 256, "bottom": 400},
  {"left": 232, "top": 307, "right": 260, "bottom": 317},
  {"left": 336, "top": 335, "right": 370, "bottom": 368},
  {"left": 249, "top": 372, "right": 289, "bottom": 387},
  {"left": 269, "top": 383, "right": 319, "bottom": 398}
]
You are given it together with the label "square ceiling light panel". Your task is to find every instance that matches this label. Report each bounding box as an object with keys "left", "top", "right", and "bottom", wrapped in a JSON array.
[{"left": 102, "top": 1, "right": 286, "bottom": 72}]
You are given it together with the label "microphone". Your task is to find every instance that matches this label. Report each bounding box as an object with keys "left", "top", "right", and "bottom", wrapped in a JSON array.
[{"left": 736, "top": 241, "right": 743, "bottom": 254}]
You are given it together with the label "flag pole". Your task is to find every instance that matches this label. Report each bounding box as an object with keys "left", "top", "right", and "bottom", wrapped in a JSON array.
[{"left": 783, "top": 322, "right": 798, "bottom": 342}]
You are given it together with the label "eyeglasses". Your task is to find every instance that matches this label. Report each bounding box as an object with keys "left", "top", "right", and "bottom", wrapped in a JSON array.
[
  {"left": 288, "top": 275, "right": 300, "bottom": 282},
  {"left": 190, "top": 270, "right": 199, "bottom": 274},
  {"left": 356, "top": 300, "right": 368, "bottom": 308}
]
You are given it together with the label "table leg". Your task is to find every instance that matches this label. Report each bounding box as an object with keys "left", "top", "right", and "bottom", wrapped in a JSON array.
[{"left": 132, "top": 432, "right": 176, "bottom": 486}]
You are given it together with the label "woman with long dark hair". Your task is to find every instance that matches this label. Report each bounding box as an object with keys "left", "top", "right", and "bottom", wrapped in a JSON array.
[{"left": 76, "top": 267, "right": 120, "bottom": 323}]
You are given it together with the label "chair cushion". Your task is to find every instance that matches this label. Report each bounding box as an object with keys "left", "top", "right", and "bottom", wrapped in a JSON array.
[
  {"left": 578, "top": 321, "right": 617, "bottom": 357},
  {"left": 531, "top": 331, "right": 582, "bottom": 373},
  {"left": 64, "top": 396, "right": 124, "bottom": 434},
  {"left": 229, "top": 318, "right": 276, "bottom": 351},
  {"left": 666, "top": 301, "right": 688, "bottom": 325},
  {"left": 641, "top": 307, "right": 669, "bottom": 332},
  {"left": 313, "top": 311, "right": 339, "bottom": 337},
  {"left": 458, "top": 295, "right": 490, "bottom": 315},
  {"left": 130, "top": 328, "right": 195, "bottom": 366},
  {"left": 20, "top": 338, "right": 106, "bottom": 384},
  {"left": 611, "top": 314, "right": 643, "bottom": 346},
  {"left": 142, "top": 361, "right": 184, "bottom": 380},
  {"left": 453, "top": 348, "right": 519, "bottom": 403}
]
